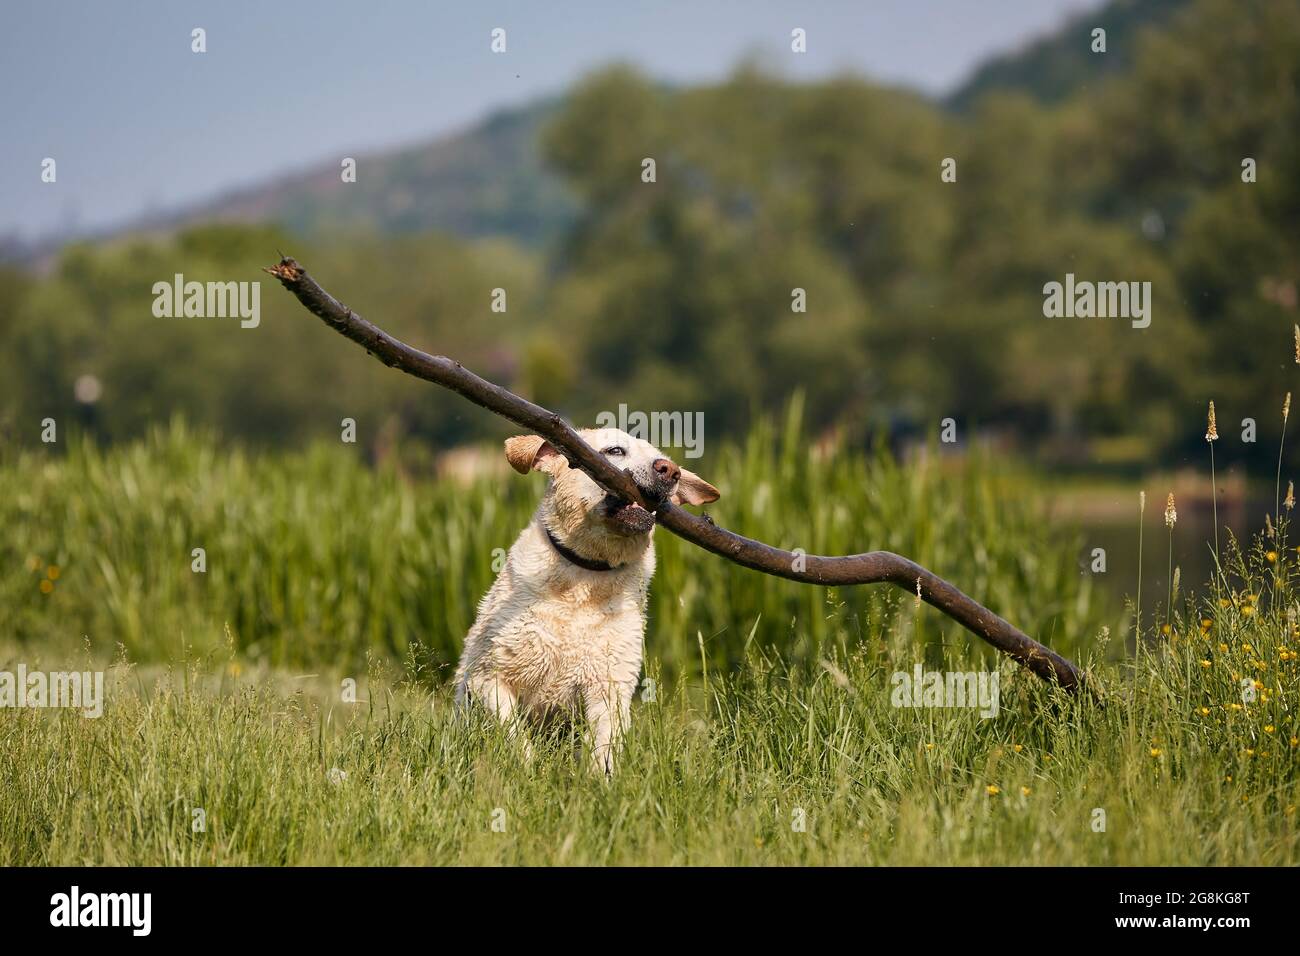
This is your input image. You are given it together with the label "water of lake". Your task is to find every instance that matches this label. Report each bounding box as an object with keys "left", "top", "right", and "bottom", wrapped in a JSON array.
[{"left": 1075, "top": 493, "right": 1278, "bottom": 619}]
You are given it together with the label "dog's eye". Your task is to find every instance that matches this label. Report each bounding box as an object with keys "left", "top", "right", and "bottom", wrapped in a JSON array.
[{"left": 602, "top": 446, "right": 627, "bottom": 457}]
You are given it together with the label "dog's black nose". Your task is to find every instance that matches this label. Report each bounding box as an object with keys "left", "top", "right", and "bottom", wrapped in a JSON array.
[{"left": 652, "top": 458, "right": 681, "bottom": 484}]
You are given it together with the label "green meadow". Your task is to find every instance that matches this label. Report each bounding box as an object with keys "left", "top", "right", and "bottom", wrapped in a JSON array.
[{"left": 1, "top": 413, "right": 1296, "bottom": 865}]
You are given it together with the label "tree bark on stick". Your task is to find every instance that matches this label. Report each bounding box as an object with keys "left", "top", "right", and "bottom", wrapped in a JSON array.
[{"left": 266, "top": 257, "right": 1086, "bottom": 692}]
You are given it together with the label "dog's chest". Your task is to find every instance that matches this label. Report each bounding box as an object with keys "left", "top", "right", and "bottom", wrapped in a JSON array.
[{"left": 493, "top": 571, "right": 648, "bottom": 706}]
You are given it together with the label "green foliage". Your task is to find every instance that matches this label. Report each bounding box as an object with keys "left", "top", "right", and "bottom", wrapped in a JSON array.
[
  {"left": 0, "top": 227, "right": 542, "bottom": 450},
  {"left": 535, "top": 1, "right": 1300, "bottom": 461},
  {"left": 1088, "top": 0, "right": 1300, "bottom": 447}
]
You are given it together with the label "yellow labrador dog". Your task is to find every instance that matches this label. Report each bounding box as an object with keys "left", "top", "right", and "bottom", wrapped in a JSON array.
[{"left": 455, "top": 427, "right": 719, "bottom": 773}]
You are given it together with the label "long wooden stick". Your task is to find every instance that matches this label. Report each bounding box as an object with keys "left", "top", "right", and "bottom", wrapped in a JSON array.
[{"left": 267, "top": 257, "right": 1086, "bottom": 691}]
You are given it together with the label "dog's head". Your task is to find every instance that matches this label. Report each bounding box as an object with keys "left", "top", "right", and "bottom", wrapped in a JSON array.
[{"left": 504, "top": 427, "right": 720, "bottom": 566}]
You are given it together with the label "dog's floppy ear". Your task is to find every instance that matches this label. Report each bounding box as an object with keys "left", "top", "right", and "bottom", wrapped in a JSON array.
[
  {"left": 504, "top": 434, "right": 559, "bottom": 474},
  {"left": 673, "top": 468, "right": 720, "bottom": 505}
]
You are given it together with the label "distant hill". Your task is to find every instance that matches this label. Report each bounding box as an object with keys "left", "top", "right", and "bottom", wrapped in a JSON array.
[
  {"left": 947, "top": 0, "right": 1189, "bottom": 110},
  {"left": 123, "top": 99, "right": 578, "bottom": 250}
]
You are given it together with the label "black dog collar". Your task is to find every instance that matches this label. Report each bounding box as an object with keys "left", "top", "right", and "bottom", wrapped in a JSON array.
[{"left": 545, "top": 528, "right": 615, "bottom": 572}]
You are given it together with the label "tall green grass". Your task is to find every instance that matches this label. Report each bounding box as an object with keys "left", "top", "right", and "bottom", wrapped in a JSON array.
[{"left": 3, "top": 406, "right": 1111, "bottom": 678}]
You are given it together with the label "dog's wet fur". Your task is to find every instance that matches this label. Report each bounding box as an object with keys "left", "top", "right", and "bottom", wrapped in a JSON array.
[{"left": 454, "top": 427, "right": 719, "bottom": 773}]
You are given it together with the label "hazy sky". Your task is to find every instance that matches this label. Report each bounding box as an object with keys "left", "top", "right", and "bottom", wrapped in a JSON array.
[{"left": 0, "top": 0, "right": 1104, "bottom": 241}]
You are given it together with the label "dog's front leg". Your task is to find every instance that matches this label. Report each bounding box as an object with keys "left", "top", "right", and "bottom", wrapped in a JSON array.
[
  {"left": 583, "top": 682, "right": 632, "bottom": 776},
  {"left": 463, "top": 675, "right": 533, "bottom": 762}
]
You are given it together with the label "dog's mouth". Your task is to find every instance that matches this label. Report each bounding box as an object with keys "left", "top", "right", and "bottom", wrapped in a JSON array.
[{"left": 601, "top": 493, "right": 657, "bottom": 534}]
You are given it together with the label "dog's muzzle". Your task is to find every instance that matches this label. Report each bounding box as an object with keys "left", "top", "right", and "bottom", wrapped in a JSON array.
[
  {"left": 601, "top": 493, "right": 657, "bottom": 534},
  {"left": 601, "top": 460, "right": 681, "bottom": 534}
]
